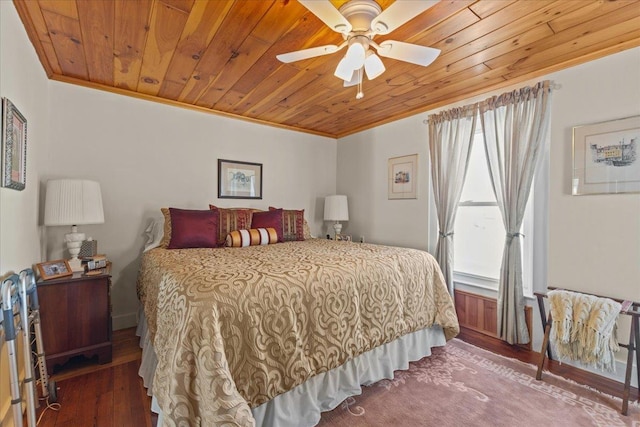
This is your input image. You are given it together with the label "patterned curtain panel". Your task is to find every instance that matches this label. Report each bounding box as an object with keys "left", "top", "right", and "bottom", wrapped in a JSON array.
[
  {"left": 428, "top": 104, "right": 478, "bottom": 295},
  {"left": 479, "top": 80, "right": 552, "bottom": 345}
]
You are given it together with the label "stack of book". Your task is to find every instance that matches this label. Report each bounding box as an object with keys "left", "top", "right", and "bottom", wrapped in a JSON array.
[{"left": 80, "top": 254, "right": 111, "bottom": 275}]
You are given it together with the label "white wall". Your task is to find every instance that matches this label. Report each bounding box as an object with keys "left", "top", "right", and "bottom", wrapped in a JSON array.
[
  {"left": 0, "top": 2, "right": 50, "bottom": 273},
  {"left": 547, "top": 49, "right": 640, "bottom": 302},
  {"left": 337, "top": 114, "right": 430, "bottom": 250},
  {"left": 338, "top": 47, "right": 640, "bottom": 385},
  {"left": 43, "top": 82, "right": 337, "bottom": 329},
  {"left": 0, "top": 3, "right": 51, "bottom": 426}
]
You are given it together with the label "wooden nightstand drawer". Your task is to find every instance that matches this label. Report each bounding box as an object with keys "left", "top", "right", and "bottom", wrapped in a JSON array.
[{"left": 38, "top": 272, "right": 112, "bottom": 373}]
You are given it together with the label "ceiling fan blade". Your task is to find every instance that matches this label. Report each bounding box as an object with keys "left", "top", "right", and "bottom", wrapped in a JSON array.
[
  {"left": 371, "top": 0, "right": 439, "bottom": 35},
  {"left": 299, "top": 0, "right": 352, "bottom": 34},
  {"left": 376, "top": 40, "right": 440, "bottom": 67},
  {"left": 276, "top": 44, "right": 342, "bottom": 63}
]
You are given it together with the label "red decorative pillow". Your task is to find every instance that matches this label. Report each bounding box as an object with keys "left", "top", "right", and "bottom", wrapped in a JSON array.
[
  {"left": 167, "top": 208, "right": 219, "bottom": 249},
  {"left": 251, "top": 209, "right": 284, "bottom": 242},
  {"left": 269, "top": 207, "right": 305, "bottom": 241},
  {"left": 209, "top": 205, "right": 253, "bottom": 245}
]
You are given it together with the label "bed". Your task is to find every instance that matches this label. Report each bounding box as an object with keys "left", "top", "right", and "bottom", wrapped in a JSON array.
[{"left": 136, "top": 237, "right": 459, "bottom": 426}]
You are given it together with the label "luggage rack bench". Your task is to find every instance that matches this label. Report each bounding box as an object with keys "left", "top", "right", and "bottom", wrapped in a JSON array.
[{"left": 534, "top": 286, "right": 639, "bottom": 416}]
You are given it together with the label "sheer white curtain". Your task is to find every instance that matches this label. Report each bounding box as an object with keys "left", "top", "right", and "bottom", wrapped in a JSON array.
[
  {"left": 428, "top": 105, "right": 478, "bottom": 294},
  {"left": 479, "top": 80, "right": 552, "bottom": 344}
]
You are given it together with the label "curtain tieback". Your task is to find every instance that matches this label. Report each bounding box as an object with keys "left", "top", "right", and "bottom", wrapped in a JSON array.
[
  {"left": 439, "top": 231, "right": 454, "bottom": 238},
  {"left": 507, "top": 232, "right": 524, "bottom": 242}
]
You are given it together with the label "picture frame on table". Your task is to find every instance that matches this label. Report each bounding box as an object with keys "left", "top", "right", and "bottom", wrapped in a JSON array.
[
  {"left": 218, "top": 159, "right": 263, "bottom": 199},
  {"left": 335, "top": 233, "right": 352, "bottom": 242},
  {"left": 36, "top": 259, "right": 73, "bottom": 281},
  {"left": 1, "top": 98, "right": 27, "bottom": 191},
  {"left": 388, "top": 154, "right": 417, "bottom": 199},
  {"left": 572, "top": 115, "right": 640, "bottom": 195}
]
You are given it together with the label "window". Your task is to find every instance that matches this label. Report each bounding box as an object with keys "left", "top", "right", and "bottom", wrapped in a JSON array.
[{"left": 453, "top": 131, "right": 534, "bottom": 296}]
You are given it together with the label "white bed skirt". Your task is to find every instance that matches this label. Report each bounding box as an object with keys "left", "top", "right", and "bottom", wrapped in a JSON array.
[{"left": 137, "top": 309, "right": 446, "bottom": 427}]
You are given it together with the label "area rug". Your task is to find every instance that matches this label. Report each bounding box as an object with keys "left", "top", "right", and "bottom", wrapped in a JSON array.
[{"left": 317, "top": 339, "right": 639, "bottom": 426}]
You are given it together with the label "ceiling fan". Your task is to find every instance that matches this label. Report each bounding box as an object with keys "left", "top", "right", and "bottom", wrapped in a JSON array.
[{"left": 276, "top": 0, "right": 441, "bottom": 99}]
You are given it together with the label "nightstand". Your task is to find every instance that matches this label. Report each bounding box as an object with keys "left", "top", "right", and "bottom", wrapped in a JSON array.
[{"left": 37, "top": 271, "right": 112, "bottom": 373}]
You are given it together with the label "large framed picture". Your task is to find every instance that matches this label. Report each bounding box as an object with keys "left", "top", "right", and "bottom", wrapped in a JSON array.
[
  {"left": 218, "top": 159, "right": 262, "bottom": 199},
  {"left": 388, "top": 154, "right": 417, "bottom": 199},
  {"left": 1, "top": 98, "right": 27, "bottom": 191},
  {"left": 572, "top": 116, "right": 640, "bottom": 195},
  {"left": 36, "top": 259, "right": 73, "bottom": 281}
]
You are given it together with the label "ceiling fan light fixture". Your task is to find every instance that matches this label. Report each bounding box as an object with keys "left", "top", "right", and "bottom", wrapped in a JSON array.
[
  {"left": 343, "top": 69, "right": 361, "bottom": 87},
  {"left": 334, "top": 57, "right": 355, "bottom": 81},
  {"left": 345, "top": 41, "right": 366, "bottom": 69},
  {"left": 364, "top": 51, "right": 385, "bottom": 80}
]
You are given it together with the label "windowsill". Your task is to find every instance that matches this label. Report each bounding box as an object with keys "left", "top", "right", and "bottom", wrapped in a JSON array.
[{"left": 453, "top": 271, "right": 535, "bottom": 299}]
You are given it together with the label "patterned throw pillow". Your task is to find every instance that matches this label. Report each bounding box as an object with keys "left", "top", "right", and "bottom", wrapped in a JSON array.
[
  {"left": 159, "top": 208, "right": 172, "bottom": 248},
  {"left": 251, "top": 209, "right": 284, "bottom": 242},
  {"left": 166, "top": 208, "right": 219, "bottom": 249},
  {"left": 269, "top": 207, "right": 305, "bottom": 241},
  {"left": 209, "top": 205, "right": 253, "bottom": 246},
  {"left": 225, "top": 228, "right": 278, "bottom": 247}
]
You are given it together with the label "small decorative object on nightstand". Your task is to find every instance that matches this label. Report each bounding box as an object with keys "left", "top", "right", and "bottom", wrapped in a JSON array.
[
  {"left": 336, "top": 234, "right": 352, "bottom": 242},
  {"left": 37, "top": 269, "right": 112, "bottom": 373}
]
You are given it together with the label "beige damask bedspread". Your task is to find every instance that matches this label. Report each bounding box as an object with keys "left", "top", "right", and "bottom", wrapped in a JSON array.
[{"left": 137, "top": 239, "right": 459, "bottom": 426}]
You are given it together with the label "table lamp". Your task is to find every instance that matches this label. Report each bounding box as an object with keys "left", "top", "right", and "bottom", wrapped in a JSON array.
[
  {"left": 44, "top": 179, "right": 104, "bottom": 272},
  {"left": 324, "top": 195, "right": 349, "bottom": 238}
]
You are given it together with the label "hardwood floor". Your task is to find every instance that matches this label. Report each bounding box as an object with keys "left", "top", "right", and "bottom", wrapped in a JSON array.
[
  {"left": 35, "top": 328, "right": 154, "bottom": 427},
  {"left": 34, "top": 327, "right": 638, "bottom": 426}
]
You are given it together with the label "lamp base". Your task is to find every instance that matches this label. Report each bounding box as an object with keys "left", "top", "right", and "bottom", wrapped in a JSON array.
[
  {"left": 333, "top": 222, "right": 342, "bottom": 239},
  {"left": 66, "top": 225, "right": 85, "bottom": 272}
]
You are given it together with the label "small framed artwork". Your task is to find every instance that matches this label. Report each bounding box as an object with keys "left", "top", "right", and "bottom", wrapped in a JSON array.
[
  {"left": 218, "top": 159, "right": 263, "bottom": 199},
  {"left": 36, "top": 259, "right": 73, "bottom": 281},
  {"left": 335, "top": 233, "right": 352, "bottom": 242},
  {"left": 388, "top": 154, "right": 417, "bottom": 199},
  {"left": 1, "top": 98, "right": 27, "bottom": 191},
  {"left": 572, "top": 116, "right": 640, "bottom": 195}
]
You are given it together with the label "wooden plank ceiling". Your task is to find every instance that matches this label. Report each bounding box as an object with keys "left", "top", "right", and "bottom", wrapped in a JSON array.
[{"left": 13, "top": 0, "right": 640, "bottom": 138}]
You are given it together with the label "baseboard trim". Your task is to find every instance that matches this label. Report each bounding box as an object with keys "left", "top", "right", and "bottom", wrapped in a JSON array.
[{"left": 112, "top": 311, "right": 138, "bottom": 331}]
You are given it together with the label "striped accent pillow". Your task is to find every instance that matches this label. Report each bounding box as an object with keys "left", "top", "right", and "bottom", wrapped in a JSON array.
[{"left": 225, "top": 228, "right": 278, "bottom": 247}]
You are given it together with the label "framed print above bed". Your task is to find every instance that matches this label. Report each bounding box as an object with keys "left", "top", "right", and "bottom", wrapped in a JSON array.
[
  {"left": 388, "top": 154, "right": 417, "bottom": 199},
  {"left": 1, "top": 98, "right": 27, "bottom": 191},
  {"left": 572, "top": 115, "right": 640, "bottom": 195},
  {"left": 218, "top": 159, "right": 262, "bottom": 199}
]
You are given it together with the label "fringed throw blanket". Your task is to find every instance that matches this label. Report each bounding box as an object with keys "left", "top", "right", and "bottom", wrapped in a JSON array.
[{"left": 548, "top": 290, "right": 621, "bottom": 372}]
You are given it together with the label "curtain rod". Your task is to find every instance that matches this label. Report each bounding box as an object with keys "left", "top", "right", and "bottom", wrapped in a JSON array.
[{"left": 422, "top": 82, "right": 562, "bottom": 124}]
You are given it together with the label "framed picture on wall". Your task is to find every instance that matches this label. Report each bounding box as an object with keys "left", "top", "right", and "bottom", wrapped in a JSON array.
[
  {"left": 1, "top": 98, "right": 27, "bottom": 191},
  {"left": 218, "top": 159, "right": 263, "bottom": 199},
  {"left": 388, "top": 154, "right": 417, "bottom": 199},
  {"left": 572, "top": 115, "right": 640, "bottom": 195}
]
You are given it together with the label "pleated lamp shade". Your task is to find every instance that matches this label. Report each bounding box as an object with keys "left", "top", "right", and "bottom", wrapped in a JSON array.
[
  {"left": 324, "top": 195, "right": 349, "bottom": 222},
  {"left": 44, "top": 179, "right": 104, "bottom": 226}
]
